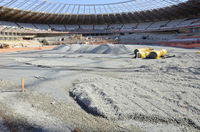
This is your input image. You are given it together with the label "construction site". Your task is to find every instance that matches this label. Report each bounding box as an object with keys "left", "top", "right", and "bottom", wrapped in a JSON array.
[{"left": 0, "top": 0, "right": 200, "bottom": 132}]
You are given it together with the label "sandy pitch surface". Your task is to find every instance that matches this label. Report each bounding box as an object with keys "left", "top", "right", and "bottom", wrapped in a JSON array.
[{"left": 0, "top": 44, "right": 200, "bottom": 132}]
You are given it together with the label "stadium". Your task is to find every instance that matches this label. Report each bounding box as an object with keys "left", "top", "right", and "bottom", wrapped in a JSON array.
[{"left": 0, "top": 0, "right": 200, "bottom": 132}]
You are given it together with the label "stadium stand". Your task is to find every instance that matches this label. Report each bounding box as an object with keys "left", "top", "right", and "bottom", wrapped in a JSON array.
[
  {"left": 65, "top": 25, "right": 79, "bottom": 31},
  {"left": 147, "top": 21, "right": 169, "bottom": 30},
  {"left": 135, "top": 22, "right": 153, "bottom": 30},
  {"left": 17, "top": 23, "right": 36, "bottom": 29},
  {"left": 179, "top": 18, "right": 197, "bottom": 27},
  {"left": 161, "top": 19, "right": 185, "bottom": 29},
  {"left": 0, "top": 21, "right": 18, "bottom": 27},
  {"left": 191, "top": 18, "right": 200, "bottom": 26},
  {"left": 1, "top": 18, "right": 199, "bottom": 33},
  {"left": 34, "top": 24, "right": 50, "bottom": 30},
  {"left": 80, "top": 25, "right": 94, "bottom": 31},
  {"left": 120, "top": 24, "right": 138, "bottom": 32},
  {"left": 94, "top": 25, "right": 108, "bottom": 31},
  {"left": 107, "top": 24, "right": 123, "bottom": 32},
  {"left": 119, "top": 33, "right": 177, "bottom": 43},
  {"left": 49, "top": 24, "right": 66, "bottom": 31}
]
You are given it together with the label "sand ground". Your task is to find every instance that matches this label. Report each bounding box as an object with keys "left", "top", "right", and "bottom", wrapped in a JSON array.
[{"left": 0, "top": 44, "right": 199, "bottom": 132}]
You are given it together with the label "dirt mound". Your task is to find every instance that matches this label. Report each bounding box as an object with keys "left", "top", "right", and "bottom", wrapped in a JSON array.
[
  {"left": 54, "top": 44, "right": 131, "bottom": 54},
  {"left": 75, "top": 44, "right": 131, "bottom": 54}
]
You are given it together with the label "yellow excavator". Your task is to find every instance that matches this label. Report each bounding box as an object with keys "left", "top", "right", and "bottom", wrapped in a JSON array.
[
  {"left": 133, "top": 48, "right": 168, "bottom": 59},
  {"left": 149, "top": 49, "right": 167, "bottom": 59},
  {"left": 134, "top": 48, "right": 153, "bottom": 58}
]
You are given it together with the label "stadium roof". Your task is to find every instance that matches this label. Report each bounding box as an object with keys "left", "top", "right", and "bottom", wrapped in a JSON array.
[
  {"left": 0, "top": 0, "right": 200, "bottom": 24},
  {"left": 0, "top": 0, "right": 190, "bottom": 14}
]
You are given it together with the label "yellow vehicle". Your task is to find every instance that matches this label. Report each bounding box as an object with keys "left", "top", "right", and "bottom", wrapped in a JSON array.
[
  {"left": 149, "top": 49, "right": 167, "bottom": 59},
  {"left": 134, "top": 48, "right": 153, "bottom": 55},
  {"left": 134, "top": 48, "right": 153, "bottom": 58},
  {"left": 136, "top": 51, "right": 152, "bottom": 59}
]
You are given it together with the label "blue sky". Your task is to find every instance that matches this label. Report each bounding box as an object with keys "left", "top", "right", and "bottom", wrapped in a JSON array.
[{"left": 49, "top": 0, "right": 126, "bottom": 4}]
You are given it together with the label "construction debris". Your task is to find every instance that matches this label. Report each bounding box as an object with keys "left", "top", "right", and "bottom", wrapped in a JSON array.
[
  {"left": 161, "top": 55, "right": 176, "bottom": 59},
  {"left": 0, "top": 44, "right": 10, "bottom": 49}
]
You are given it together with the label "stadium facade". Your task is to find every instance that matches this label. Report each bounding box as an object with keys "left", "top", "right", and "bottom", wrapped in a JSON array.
[{"left": 0, "top": 0, "right": 200, "bottom": 48}]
